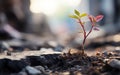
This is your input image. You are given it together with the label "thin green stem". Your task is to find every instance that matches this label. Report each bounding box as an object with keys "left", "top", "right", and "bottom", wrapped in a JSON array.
[
  {"left": 78, "top": 19, "right": 94, "bottom": 54},
  {"left": 78, "top": 19, "right": 86, "bottom": 53},
  {"left": 86, "top": 26, "right": 93, "bottom": 39}
]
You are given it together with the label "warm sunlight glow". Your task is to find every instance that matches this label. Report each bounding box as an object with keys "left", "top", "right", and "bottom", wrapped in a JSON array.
[
  {"left": 30, "top": 0, "right": 81, "bottom": 16},
  {"left": 61, "top": 0, "right": 81, "bottom": 7},
  {"left": 30, "top": 0, "right": 59, "bottom": 15}
]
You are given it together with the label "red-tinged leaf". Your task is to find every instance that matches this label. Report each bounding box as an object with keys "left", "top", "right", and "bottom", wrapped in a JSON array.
[
  {"left": 88, "top": 15, "right": 96, "bottom": 26},
  {"left": 93, "top": 27, "right": 100, "bottom": 31},
  {"left": 95, "top": 15, "right": 104, "bottom": 22},
  {"left": 88, "top": 15, "right": 93, "bottom": 22}
]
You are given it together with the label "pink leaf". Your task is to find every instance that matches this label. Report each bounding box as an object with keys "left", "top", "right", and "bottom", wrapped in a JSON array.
[
  {"left": 93, "top": 27, "right": 100, "bottom": 31},
  {"left": 88, "top": 15, "right": 93, "bottom": 22},
  {"left": 95, "top": 15, "right": 104, "bottom": 22},
  {"left": 88, "top": 15, "right": 96, "bottom": 26}
]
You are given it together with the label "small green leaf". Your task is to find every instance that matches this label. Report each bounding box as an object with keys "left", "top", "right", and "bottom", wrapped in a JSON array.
[
  {"left": 74, "top": 9, "right": 80, "bottom": 16},
  {"left": 80, "top": 13, "right": 87, "bottom": 18},
  {"left": 69, "top": 15, "right": 79, "bottom": 19}
]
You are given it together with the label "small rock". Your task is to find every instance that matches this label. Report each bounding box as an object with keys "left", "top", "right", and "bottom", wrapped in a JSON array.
[
  {"left": 108, "top": 59, "right": 120, "bottom": 69},
  {"left": 35, "top": 66, "right": 45, "bottom": 73},
  {"left": 0, "top": 42, "right": 10, "bottom": 52},
  {"left": 25, "top": 66, "right": 41, "bottom": 75},
  {"left": 54, "top": 45, "right": 64, "bottom": 52},
  {"left": 2, "top": 42, "right": 10, "bottom": 50}
]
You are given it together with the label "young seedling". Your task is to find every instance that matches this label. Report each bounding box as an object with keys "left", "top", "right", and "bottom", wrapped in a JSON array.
[{"left": 69, "top": 9, "right": 104, "bottom": 54}]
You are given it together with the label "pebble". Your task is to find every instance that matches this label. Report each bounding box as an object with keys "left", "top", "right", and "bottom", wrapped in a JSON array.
[
  {"left": 108, "top": 59, "right": 120, "bottom": 70},
  {"left": 25, "top": 66, "right": 41, "bottom": 75},
  {"left": 34, "top": 66, "right": 45, "bottom": 73}
]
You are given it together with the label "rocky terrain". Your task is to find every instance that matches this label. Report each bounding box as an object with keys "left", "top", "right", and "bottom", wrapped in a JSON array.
[{"left": 0, "top": 48, "right": 120, "bottom": 75}]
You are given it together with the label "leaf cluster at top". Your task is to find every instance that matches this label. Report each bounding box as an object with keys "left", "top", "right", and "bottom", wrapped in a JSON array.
[{"left": 69, "top": 9, "right": 87, "bottom": 19}]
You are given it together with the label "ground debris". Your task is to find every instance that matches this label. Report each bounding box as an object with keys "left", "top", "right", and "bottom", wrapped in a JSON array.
[{"left": 0, "top": 49, "right": 120, "bottom": 75}]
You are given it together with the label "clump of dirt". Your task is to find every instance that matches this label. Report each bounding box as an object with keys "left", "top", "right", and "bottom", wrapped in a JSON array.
[{"left": 49, "top": 49, "right": 120, "bottom": 75}]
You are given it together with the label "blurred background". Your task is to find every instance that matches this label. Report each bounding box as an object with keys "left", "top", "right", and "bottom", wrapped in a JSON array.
[{"left": 0, "top": 0, "right": 120, "bottom": 53}]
